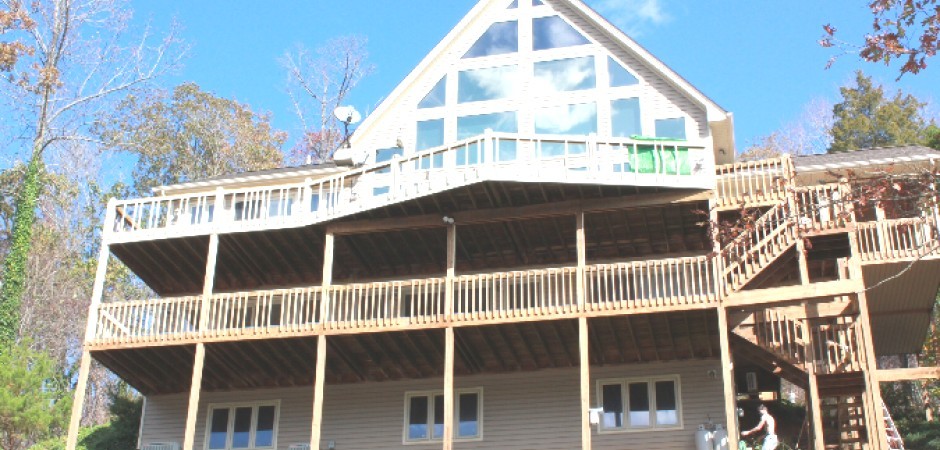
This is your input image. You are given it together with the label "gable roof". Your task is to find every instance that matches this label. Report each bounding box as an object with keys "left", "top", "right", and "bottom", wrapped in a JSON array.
[{"left": 345, "top": 0, "right": 731, "bottom": 157}]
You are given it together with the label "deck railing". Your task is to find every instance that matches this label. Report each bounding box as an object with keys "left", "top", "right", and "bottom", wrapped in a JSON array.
[
  {"left": 107, "top": 133, "right": 710, "bottom": 242},
  {"left": 720, "top": 202, "right": 797, "bottom": 292},
  {"left": 715, "top": 156, "right": 792, "bottom": 209},
  {"left": 90, "top": 256, "right": 718, "bottom": 346},
  {"left": 795, "top": 183, "right": 852, "bottom": 232},
  {"left": 856, "top": 216, "right": 939, "bottom": 262},
  {"left": 753, "top": 310, "right": 808, "bottom": 367},
  {"left": 809, "top": 316, "right": 863, "bottom": 375}
]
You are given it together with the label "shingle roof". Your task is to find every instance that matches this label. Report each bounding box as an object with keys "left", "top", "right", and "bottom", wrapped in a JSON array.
[{"left": 793, "top": 146, "right": 940, "bottom": 172}]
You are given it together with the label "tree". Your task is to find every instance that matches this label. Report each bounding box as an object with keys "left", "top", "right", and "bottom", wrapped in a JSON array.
[
  {"left": 0, "top": 341, "right": 72, "bottom": 450},
  {"left": 740, "top": 99, "right": 834, "bottom": 158},
  {"left": 30, "top": 384, "right": 143, "bottom": 450},
  {"left": 282, "top": 36, "right": 372, "bottom": 164},
  {"left": 821, "top": 0, "right": 939, "bottom": 77},
  {"left": 829, "top": 71, "right": 931, "bottom": 152},
  {"left": 0, "top": 0, "right": 180, "bottom": 345},
  {"left": 97, "top": 83, "right": 287, "bottom": 194}
]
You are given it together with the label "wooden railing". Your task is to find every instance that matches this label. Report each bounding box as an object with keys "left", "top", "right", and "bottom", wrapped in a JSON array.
[
  {"left": 856, "top": 217, "right": 940, "bottom": 262},
  {"left": 809, "top": 317, "right": 863, "bottom": 375},
  {"left": 90, "top": 256, "right": 718, "bottom": 346},
  {"left": 721, "top": 202, "right": 797, "bottom": 292},
  {"left": 795, "top": 183, "right": 852, "bottom": 232},
  {"left": 753, "top": 310, "right": 808, "bottom": 367},
  {"left": 108, "top": 133, "right": 710, "bottom": 242},
  {"left": 715, "top": 155, "right": 792, "bottom": 209}
]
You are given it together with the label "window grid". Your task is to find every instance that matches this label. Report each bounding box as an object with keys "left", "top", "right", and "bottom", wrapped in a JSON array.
[
  {"left": 596, "top": 375, "right": 682, "bottom": 433},
  {"left": 204, "top": 401, "right": 280, "bottom": 450},
  {"left": 404, "top": 388, "right": 483, "bottom": 444}
]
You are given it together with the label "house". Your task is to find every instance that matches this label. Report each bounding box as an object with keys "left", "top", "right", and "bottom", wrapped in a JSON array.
[{"left": 65, "top": 1, "right": 940, "bottom": 449}]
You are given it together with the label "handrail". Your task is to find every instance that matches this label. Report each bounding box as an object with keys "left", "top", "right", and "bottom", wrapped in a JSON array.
[
  {"left": 856, "top": 216, "right": 939, "bottom": 262},
  {"left": 720, "top": 202, "right": 797, "bottom": 291},
  {"left": 715, "top": 155, "right": 792, "bottom": 209},
  {"left": 795, "top": 183, "right": 852, "bottom": 231},
  {"left": 107, "top": 133, "right": 710, "bottom": 241}
]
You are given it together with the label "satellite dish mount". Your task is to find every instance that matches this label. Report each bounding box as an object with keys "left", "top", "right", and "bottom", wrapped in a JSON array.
[{"left": 333, "top": 105, "right": 362, "bottom": 149}]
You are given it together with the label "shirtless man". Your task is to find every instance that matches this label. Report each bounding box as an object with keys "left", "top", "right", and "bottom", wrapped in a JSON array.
[{"left": 741, "top": 404, "right": 777, "bottom": 450}]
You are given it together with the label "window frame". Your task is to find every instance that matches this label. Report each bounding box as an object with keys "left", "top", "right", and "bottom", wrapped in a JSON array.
[
  {"left": 596, "top": 375, "right": 682, "bottom": 433},
  {"left": 403, "top": 388, "right": 484, "bottom": 444},
  {"left": 203, "top": 400, "right": 280, "bottom": 450}
]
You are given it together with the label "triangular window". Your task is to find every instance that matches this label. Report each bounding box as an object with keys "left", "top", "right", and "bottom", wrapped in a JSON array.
[
  {"left": 464, "top": 21, "right": 518, "bottom": 58},
  {"left": 533, "top": 16, "right": 590, "bottom": 51},
  {"left": 418, "top": 77, "right": 447, "bottom": 109},
  {"left": 609, "top": 57, "right": 638, "bottom": 87},
  {"left": 507, "top": 0, "right": 517, "bottom": 8}
]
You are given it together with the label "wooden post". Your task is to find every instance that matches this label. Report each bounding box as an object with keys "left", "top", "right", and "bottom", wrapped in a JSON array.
[
  {"left": 310, "top": 335, "right": 328, "bottom": 449},
  {"left": 443, "top": 327, "right": 455, "bottom": 450},
  {"left": 717, "top": 306, "right": 739, "bottom": 448},
  {"left": 445, "top": 223, "right": 456, "bottom": 319},
  {"left": 796, "top": 237, "right": 811, "bottom": 285},
  {"left": 319, "top": 232, "right": 335, "bottom": 327},
  {"left": 183, "top": 343, "right": 206, "bottom": 450},
  {"left": 803, "top": 311, "right": 826, "bottom": 450},
  {"left": 578, "top": 317, "right": 592, "bottom": 450},
  {"left": 199, "top": 234, "right": 220, "bottom": 332},
  {"left": 576, "top": 211, "right": 586, "bottom": 309},
  {"left": 66, "top": 200, "right": 116, "bottom": 450}
]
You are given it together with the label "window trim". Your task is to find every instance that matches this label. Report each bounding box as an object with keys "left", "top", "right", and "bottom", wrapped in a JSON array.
[
  {"left": 596, "top": 375, "right": 683, "bottom": 433},
  {"left": 203, "top": 400, "right": 281, "bottom": 450},
  {"left": 403, "top": 388, "right": 484, "bottom": 444}
]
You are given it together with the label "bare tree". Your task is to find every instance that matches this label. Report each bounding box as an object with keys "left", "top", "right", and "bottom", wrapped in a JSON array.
[
  {"left": 0, "top": 0, "right": 182, "bottom": 344},
  {"left": 282, "top": 35, "right": 372, "bottom": 164},
  {"left": 740, "top": 98, "right": 833, "bottom": 160}
]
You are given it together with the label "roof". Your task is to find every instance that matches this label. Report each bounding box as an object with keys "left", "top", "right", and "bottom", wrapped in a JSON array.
[
  {"left": 154, "top": 162, "right": 347, "bottom": 195},
  {"left": 793, "top": 146, "right": 940, "bottom": 172}
]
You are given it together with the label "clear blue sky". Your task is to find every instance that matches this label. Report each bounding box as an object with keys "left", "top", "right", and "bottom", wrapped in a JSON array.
[{"left": 130, "top": 0, "right": 938, "bottom": 151}]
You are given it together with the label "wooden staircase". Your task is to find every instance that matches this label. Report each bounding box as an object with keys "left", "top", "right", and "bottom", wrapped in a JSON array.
[
  {"left": 721, "top": 201, "right": 798, "bottom": 292},
  {"left": 883, "top": 402, "right": 906, "bottom": 450}
]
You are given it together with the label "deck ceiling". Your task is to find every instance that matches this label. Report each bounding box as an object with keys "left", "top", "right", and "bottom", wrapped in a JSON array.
[
  {"left": 111, "top": 182, "right": 710, "bottom": 297},
  {"left": 864, "top": 260, "right": 940, "bottom": 355},
  {"left": 93, "top": 311, "right": 720, "bottom": 395}
]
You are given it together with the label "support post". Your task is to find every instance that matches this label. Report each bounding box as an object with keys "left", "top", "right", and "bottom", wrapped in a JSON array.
[
  {"left": 796, "top": 237, "right": 811, "bottom": 285},
  {"left": 578, "top": 317, "right": 592, "bottom": 450},
  {"left": 576, "top": 211, "right": 586, "bottom": 309},
  {"left": 319, "top": 232, "right": 335, "bottom": 327},
  {"left": 183, "top": 343, "right": 206, "bottom": 450},
  {"left": 445, "top": 223, "right": 456, "bottom": 319},
  {"left": 717, "top": 306, "right": 739, "bottom": 448},
  {"left": 66, "top": 200, "right": 116, "bottom": 450},
  {"left": 198, "top": 234, "right": 220, "bottom": 332},
  {"left": 310, "top": 335, "right": 328, "bottom": 449},
  {"left": 803, "top": 313, "right": 826, "bottom": 450},
  {"left": 443, "top": 327, "right": 455, "bottom": 450}
]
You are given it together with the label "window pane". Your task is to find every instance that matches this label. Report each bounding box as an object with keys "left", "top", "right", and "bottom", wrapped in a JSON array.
[
  {"left": 628, "top": 382, "right": 651, "bottom": 427},
  {"left": 655, "top": 380, "right": 679, "bottom": 425},
  {"left": 464, "top": 21, "right": 518, "bottom": 58},
  {"left": 609, "top": 57, "right": 638, "bottom": 87},
  {"left": 408, "top": 396, "right": 429, "bottom": 440},
  {"left": 231, "top": 407, "right": 252, "bottom": 448},
  {"left": 208, "top": 408, "right": 229, "bottom": 450},
  {"left": 535, "top": 103, "right": 597, "bottom": 135},
  {"left": 507, "top": 0, "right": 517, "bottom": 8},
  {"left": 255, "top": 406, "right": 276, "bottom": 447},
  {"left": 533, "top": 16, "right": 590, "bottom": 50},
  {"left": 612, "top": 98, "right": 642, "bottom": 137},
  {"left": 533, "top": 56, "right": 596, "bottom": 92},
  {"left": 416, "top": 119, "right": 444, "bottom": 151},
  {"left": 458, "top": 393, "right": 479, "bottom": 437},
  {"left": 655, "top": 117, "right": 686, "bottom": 140},
  {"left": 458, "top": 65, "right": 518, "bottom": 103},
  {"left": 419, "top": 77, "right": 446, "bottom": 108},
  {"left": 433, "top": 394, "right": 445, "bottom": 439},
  {"left": 602, "top": 384, "right": 624, "bottom": 428},
  {"left": 457, "top": 112, "right": 517, "bottom": 140}
]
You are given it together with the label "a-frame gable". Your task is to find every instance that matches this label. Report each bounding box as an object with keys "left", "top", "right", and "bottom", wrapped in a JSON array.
[{"left": 343, "top": 0, "right": 732, "bottom": 166}]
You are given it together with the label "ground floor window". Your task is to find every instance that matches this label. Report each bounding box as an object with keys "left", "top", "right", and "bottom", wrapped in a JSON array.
[
  {"left": 598, "top": 375, "right": 681, "bottom": 432},
  {"left": 404, "top": 388, "right": 482, "bottom": 443},
  {"left": 205, "top": 401, "right": 279, "bottom": 449}
]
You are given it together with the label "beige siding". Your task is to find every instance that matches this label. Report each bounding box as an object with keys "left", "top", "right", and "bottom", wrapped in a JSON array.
[{"left": 141, "top": 358, "right": 725, "bottom": 450}]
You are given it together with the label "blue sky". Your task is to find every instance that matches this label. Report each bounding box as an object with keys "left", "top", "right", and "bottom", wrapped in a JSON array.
[{"left": 126, "top": 0, "right": 938, "bottom": 151}]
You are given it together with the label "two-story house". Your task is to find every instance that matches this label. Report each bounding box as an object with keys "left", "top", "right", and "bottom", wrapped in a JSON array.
[{"left": 65, "top": 1, "right": 940, "bottom": 450}]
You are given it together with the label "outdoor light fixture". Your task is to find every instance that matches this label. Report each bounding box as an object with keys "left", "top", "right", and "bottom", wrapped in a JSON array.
[{"left": 443, "top": 216, "right": 455, "bottom": 224}]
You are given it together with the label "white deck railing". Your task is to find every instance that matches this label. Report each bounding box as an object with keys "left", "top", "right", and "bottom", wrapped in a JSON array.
[{"left": 108, "top": 133, "right": 711, "bottom": 242}]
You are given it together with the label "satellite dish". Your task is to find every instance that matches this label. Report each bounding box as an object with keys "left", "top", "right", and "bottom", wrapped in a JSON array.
[{"left": 333, "top": 106, "right": 361, "bottom": 125}]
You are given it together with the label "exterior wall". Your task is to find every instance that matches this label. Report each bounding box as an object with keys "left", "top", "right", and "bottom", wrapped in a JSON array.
[{"left": 140, "top": 358, "right": 725, "bottom": 450}]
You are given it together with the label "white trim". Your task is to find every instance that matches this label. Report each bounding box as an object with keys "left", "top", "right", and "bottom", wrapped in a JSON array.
[
  {"left": 203, "top": 400, "right": 281, "bottom": 450},
  {"left": 402, "top": 388, "right": 484, "bottom": 445},
  {"left": 595, "top": 375, "right": 683, "bottom": 434}
]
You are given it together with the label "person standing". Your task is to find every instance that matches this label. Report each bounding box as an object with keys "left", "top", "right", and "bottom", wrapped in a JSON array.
[{"left": 741, "top": 404, "right": 777, "bottom": 450}]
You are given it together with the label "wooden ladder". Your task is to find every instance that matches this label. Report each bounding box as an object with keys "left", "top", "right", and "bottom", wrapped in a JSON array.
[{"left": 882, "top": 401, "right": 906, "bottom": 450}]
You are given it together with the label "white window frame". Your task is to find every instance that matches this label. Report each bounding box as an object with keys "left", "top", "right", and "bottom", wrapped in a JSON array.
[
  {"left": 204, "top": 400, "right": 280, "bottom": 450},
  {"left": 596, "top": 375, "right": 682, "bottom": 433},
  {"left": 403, "top": 388, "right": 484, "bottom": 444}
]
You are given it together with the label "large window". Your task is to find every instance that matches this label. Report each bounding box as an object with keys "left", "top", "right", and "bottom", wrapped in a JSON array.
[
  {"left": 404, "top": 389, "right": 482, "bottom": 443},
  {"left": 206, "top": 402, "right": 279, "bottom": 449},
  {"left": 533, "top": 16, "right": 590, "bottom": 50},
  {"left": 598, "top": 376, "right": 681, "bottom": 432},
  {"left": 611, "top": 98, "right": 642, "bottom": 137},
  {"left": 458, "top": 65, "right": 519, "bottom": 103},
  {"left": 655, "top": 117, "right": 687, "bottom": 140},
  {"left": 533, "top": 56, "right": 596, "bottom": 92},
  {"left": 464, "top": 21, "right": 518, "bottom": 58}
]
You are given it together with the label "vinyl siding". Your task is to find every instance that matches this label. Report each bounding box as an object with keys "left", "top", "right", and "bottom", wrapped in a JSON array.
[{"left": 140, "top": 358, "right": 725, "bottom": 450}]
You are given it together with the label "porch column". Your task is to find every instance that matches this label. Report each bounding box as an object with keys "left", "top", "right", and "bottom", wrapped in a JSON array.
[
  {"left": 846, "top": 232, "right": 888, "bottom": 450},
  {"left": 578, "top": 317, "right": 592, "bottom": 450},
  {"left": 443, "top": 223, "right": 456, "bottom": 450},
  {"left": 67, "top": 200, "right": 116, "bottom": 450},
  {"left": 803, "top": 312, "right": 826, "bottom": 450},
  {"left": 312, "top": 231, "right": 335, "bottom": 449},
  {"left": 716, "top": 306, "right": 739, "bottom": 449},
  {"left": 184, "top": 233, "right": 220, "bottom": 450}
]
